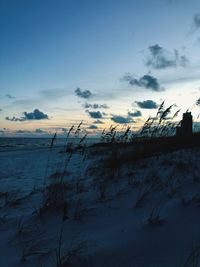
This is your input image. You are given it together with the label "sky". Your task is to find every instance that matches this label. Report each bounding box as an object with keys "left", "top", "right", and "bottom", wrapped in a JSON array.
[{"left": 0, "top": 0, "right": 200, "bottom": 137}]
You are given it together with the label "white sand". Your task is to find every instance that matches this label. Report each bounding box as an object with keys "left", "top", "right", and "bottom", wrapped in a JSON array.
[{"left": 0, "top": 145, "right": 200, "bottom": 267}]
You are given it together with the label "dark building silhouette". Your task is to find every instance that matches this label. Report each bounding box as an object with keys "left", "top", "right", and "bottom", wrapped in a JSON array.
[{"left": 176, "top": 112, "right": 193, "bottom": 136}]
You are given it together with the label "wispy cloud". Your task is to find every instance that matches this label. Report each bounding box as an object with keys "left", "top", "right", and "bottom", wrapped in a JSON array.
[
  {"left": 15, "top": 130, "right": 31, "bottom": 134},
  {"left": 5, "top": 94, "right": 16, "bottom": 99},
  {"left": 193, "top": 14, "right": 200, "bottom": 30},
  {"left": 84, "top": 103, "right": 109, "bottom": 109},
  {"left": 40, "top": 88, "right": 68, "bottom": 98},
  {"left": 146, "top": 44, "right": 188, "bottom": 69},
  {"left": 35, "top": 128, "right": 47, "bottom": 133},
  {"left": 11, "top": 88, "right": 71, "bottom": 108}
]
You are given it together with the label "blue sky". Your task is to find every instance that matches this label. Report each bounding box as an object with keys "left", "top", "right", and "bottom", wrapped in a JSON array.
[{"left": 0, "top": 0, "right": 200, "bottom": 136}]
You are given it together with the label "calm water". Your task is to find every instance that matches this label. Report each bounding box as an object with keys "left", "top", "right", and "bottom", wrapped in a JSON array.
[{"left": 0, "top": 137, "right": 99, "bottom": 152}]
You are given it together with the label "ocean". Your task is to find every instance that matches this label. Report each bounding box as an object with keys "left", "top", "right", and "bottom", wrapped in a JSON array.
[{"left": 0, "top": 137, "right": 99, "bottom": 152}]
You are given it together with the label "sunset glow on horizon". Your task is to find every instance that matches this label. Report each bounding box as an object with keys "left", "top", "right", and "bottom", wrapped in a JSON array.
[{"left": 1, "top": 0, "right": 200, "bottom": 137}]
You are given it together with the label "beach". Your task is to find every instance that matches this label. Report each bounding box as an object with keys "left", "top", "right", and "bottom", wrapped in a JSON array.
[{"left": 0, "top": 139, "right": 200, "bottom": 266}]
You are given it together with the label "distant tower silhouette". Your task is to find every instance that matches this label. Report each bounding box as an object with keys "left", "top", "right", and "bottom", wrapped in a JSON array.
[{"left": 176, "top": 112, "right": 193, "bottom": 136}]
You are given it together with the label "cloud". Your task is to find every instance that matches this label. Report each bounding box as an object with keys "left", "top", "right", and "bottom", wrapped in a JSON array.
[
  {"left": 75, "top": 87, "right": 92, "bottom": 99},
  {"left": 167, "top": 0, "right": 182, "bottom": 5},
  {"left": 40, "top": 88, "right": 68, "bottom": 98},
  {"left": 0, "top": 127, "right": 7, "bottom": 133},
  {"left": 5, "top": 116, "right": 25, "bottom": 122},
  {"left": 128, "top": 110, "right": 142, "bottom": 117},
  {"left": 147, "top": 45, "right": 175, "bottom": 69},
  {"left": 86, "top": 110, "right": 103, "bottom": 119},
  {"left": 93, "top": 119, "right": 104, "bottom": 124},
  {"left": 61, "top": 128, "right": 68, "bottom": 132},
  {"left": 5, "top": 94, "right": 15, "bottom": 99},
  {"left": 135, "top": 100, "right": 158, "bottom": 109},
  {"left": 193, "top": 14, "right": 200, "bottom": 29},
  {"left": 23, "top": 109, "right": 49, "bottom": 120},
  {"left": 111, "top": 115, "right": 134, "bottom": 124},
  {"left": 84, "top": 103, "right": 109, "bottom": 109},
  {"left": 123, "top": 74, "right": 164, "bottom": 91},
  {"left": 88, "top": 124, "right": 98, "bottom": 129},
  {"left": 35, "top": 128, "right": 46, "bottom": 134},
  {"left": 5, "top": 109, "right": 49, "bottom": 122},
  {"left": 146, "top": 44, "right": 188, "bottom": 69},
  {"left": 15, "top": 130, "right": 31, "bottom": 134}
]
